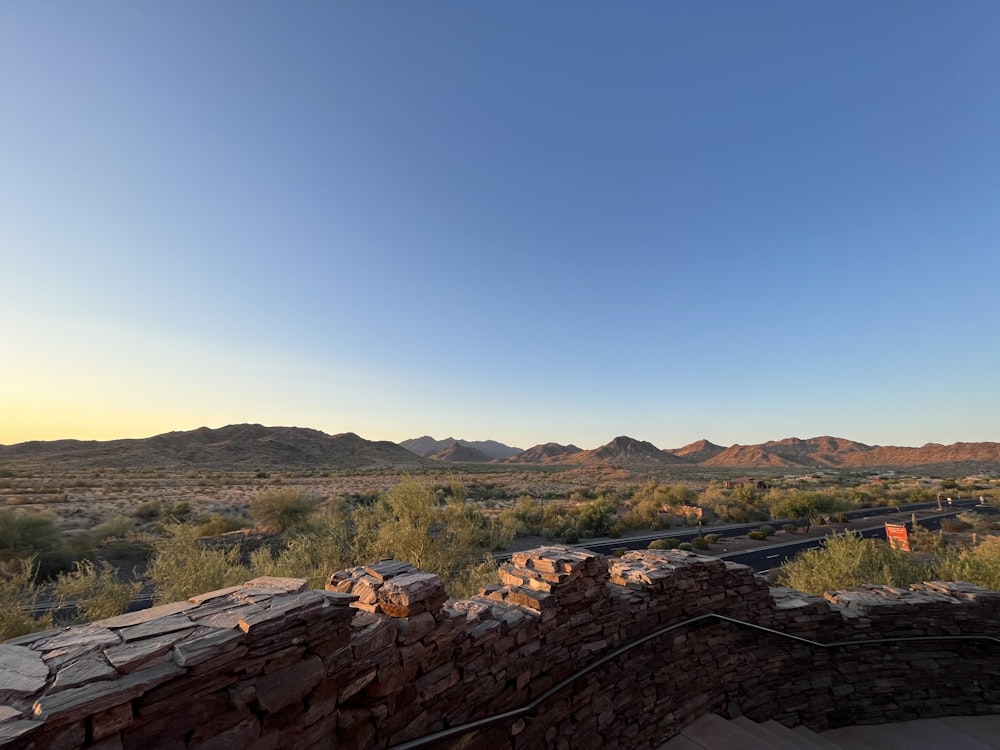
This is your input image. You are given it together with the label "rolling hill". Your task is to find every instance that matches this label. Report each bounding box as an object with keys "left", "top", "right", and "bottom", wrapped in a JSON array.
[
  {"left": 2, "top": 427, "right": 998, "bottom": 472},
  {"left": 0, "top": 424, "right": 433, "bottom": 471},
  {"left": 400, "top": 436, "right": 523, "bottom": 461}
]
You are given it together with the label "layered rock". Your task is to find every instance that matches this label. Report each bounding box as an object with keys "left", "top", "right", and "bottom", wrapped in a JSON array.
[{"left": 0, "top": 549, "right": 997, "bottom": 749}]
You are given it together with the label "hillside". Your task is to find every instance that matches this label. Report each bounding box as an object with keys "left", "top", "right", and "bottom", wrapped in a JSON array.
[
  {"left": 400, "top": 436, "right": 522, "bottom": 461},
  {"left": 427, "top": 441, "right": 494, "bottom": 463},
  {"left": 2, "top": 427, "right": 998, "bottom": 472},
  {"left": 506, "top": 443, "right": 583, "bottom": 463},
  {"left": 560, "top": 436, "right": 692, "bottom": 468},
  {"left": 0, "top": 424, "right": 434, "bottom": 471},
  {"left": 669, "top": 439, "right": 726, "bottom": 463},
  {"left": 700, "top": 436, "right": 1000, "bottom": 470}
]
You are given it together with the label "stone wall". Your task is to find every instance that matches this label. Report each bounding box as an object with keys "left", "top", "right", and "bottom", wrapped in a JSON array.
[{"left": 1, "top": 547, "right": 998, "bottom": 749}]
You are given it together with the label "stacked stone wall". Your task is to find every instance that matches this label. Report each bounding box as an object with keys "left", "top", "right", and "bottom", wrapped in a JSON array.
[{"left": 1, "top": 548, "right": 997, "bottom": 750}]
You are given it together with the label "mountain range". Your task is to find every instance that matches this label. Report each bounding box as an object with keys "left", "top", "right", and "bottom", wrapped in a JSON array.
[{"left": 1, "top": 425, "right": 998, "bottom": 472}]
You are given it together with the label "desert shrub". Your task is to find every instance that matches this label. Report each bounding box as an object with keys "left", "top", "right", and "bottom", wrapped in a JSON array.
[
  {"left": 0, "top": 559, "right": 52, "bottom": 641},
  {"left": 778, "top": 532, "right": 937, "bottom": 594},
  {"left": 783, "top": 524, "right": 799, "bottom": 534},
  {"left": 622, "top": 486, "right": 672, "bottom": 530},
  {"left": 562, "top": 529, "right": 579, "bottom": 544},
  {"left": 0, "top": 509, "right": 74, "bottom": 578},
  {"left": 957, "top": 511, "right": 999, "bottom": 533},
  {"left": 92, "top": 515, "right": 134, "bottom": 543},
  {"left": 648, "top": 538, "right": 680, "bottom": 550},
  {"left": 938, "top": 537, "right": 1000, "bottom": 589},
  {"left": 575, "top": 496, "right": 618, "bottom": 538},
  {"left": 703, "top": 533, "right": 721, "bottom": 544},
  {"left": 351, "top": 479, "right": 511, "bottom": 598},
  {"left": 196, "top": 514, "right": 250, "bottom": 537},
  {"left": 250, "top": 488, "right": 322, "bottom": 535},
  {"left": 747, "top": 530, "right": 767, "bottom": 541},
  {"left": 677, "top": 542, "right": 694, "bottom": 551},
  {"left": 0, "top": 509, "right": 61, "bottom": 559},
  {"left": 498, "top": 495, "right": 545, "bottom": 537},
  {"left": 767, "top": 489, "right": 848, "bottom": 522},
  {"left": 831, "top": 512, "right": 849, "bottom": 523},
  {"left": 247, "top": 518, "right": 355, "bottom": 590},
  {"left": 940, "top": 517, "right": 972, "bottom": 533},
  {"left": 133, "top": 500, "right": 162, "bottom": 521},
  {"left": 759, "top": 525, "right": 776, "bottom": 537},
  {"left": 54, "top": 560, "right": 140, "bottom": 623},
  {"left": 164, "top": 501, "right": 193, "bottom": 523},
  {"left": 148, "top": 524, "right": 249, "bottom": 603},
  {"left": 691, "top": 537, "right": 709, "bottom": 550},
  {"left": 612, "top": 548, "right": 628, "bottom": 557}
]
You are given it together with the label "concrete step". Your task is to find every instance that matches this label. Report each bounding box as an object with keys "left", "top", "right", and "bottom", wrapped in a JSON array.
[
  {"left": 660, "top": 714, "right": 1000, "bottom": 749},
  {"left": 820, "top": 716, "right": 1000, "bottom": 749},
  {"left": 729, "top": 716, "right": 807, "bottom": 749},
  {"left": 791, "top": 724, "right": 842, "bottom": 750},
  {"left": 660, "top": 713, "right": 772, "bottom": 749}
]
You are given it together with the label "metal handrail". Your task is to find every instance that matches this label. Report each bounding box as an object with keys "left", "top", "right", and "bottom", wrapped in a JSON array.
[{"left": 388, "top": 611, "right": 1000, "bottom": 749}]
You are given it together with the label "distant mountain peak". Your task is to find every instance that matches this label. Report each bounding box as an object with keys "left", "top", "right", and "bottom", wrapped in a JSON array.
[{"left": 399, "top": 436, "right": 522, "bottom": 461}]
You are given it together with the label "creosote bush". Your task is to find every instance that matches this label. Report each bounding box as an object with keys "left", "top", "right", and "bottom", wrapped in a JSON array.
[
  {"left": 54, "top": 560, "right": 141, "bottom": 622},
  {"left": 250, "top": 488, "right": 322, "bottom": 535},
  {"left": 778, "top": 532, "right": 938, "bottom": 594},
  {"left": 648, "top": 538, "right": 679, "bottom": 550},
  {"left": 0, "top": 559, "right": 52, "bottom": 641}
]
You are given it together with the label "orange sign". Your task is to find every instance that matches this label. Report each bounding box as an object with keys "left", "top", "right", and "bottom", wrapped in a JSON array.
[{"left": 885, "top": 523, "right": 910, "bottom": 551}]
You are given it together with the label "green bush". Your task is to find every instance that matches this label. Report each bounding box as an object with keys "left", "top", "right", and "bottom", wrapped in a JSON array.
[
  {"left": 133, "top": 500, "right": 162, "bottom": 521},
  {"left": 747, "top": 530, "right": 767, "bottom": 541},
  {"left": 0, "top": 559, "right": 52, "bottom": 641},
  {"left": 778, "top": 532, "right": 937, "bottom": 594},
  {"left": 92, "top": 515, "right": 134, "bottom": 543},
  {"left": 938, "top": 537, "right": 1000, "bottom": 589},
  {"left": 54, "top": 560, "right": 140, "bottom": 623},
  {"left": 250, "top": 488, "right": 322, "bottom": 535},
  {"left": 691, "top": 537, "right": 710, "bottom": 550},
  {"left": 148, "top": 524, "right": 248, "bottom": 603},
  {"left": 783, "top": 523, "right": 799, "bottom": 534},
  {"left": 703, "top": 533, "right": 721, "bottom": 544},
  {"left": 759, "top": 525, "right": 776, "bottom": 537},
  {"left": 678, "top": 542, "right": 694, "bottom": 551},
  {"left": 648, "top": 538, "right": 679, "bottom": 550}
]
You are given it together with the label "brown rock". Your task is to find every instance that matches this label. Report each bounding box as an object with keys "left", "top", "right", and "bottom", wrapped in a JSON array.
[{"left": 255, "top": 655, "right": 325, "bottom": 713}]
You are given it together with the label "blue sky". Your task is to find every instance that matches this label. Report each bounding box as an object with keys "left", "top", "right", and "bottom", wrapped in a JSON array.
[{"left": 2, "top": 2, "right": 998, "bottom": 450}]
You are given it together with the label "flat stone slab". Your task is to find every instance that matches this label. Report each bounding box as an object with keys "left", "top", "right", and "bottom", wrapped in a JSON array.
[
  {"left": 0, "top": 645, "right": 49, "bottom": 699},
  {"left": 51, "top": 653, "right": 117, "bottom": 692}
]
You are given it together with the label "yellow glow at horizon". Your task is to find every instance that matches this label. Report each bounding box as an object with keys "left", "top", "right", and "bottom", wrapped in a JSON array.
[{"left": 0, "top": 312, "right": 430, "bottom": 446}]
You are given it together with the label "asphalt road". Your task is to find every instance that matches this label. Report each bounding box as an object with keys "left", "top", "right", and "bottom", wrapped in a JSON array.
[{"left": 566, "top": 498, "right": 991, "bottom": 572}]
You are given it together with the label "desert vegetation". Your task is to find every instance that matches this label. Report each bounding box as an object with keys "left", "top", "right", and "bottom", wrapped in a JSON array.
[
  {"left": 1, "top": 461, "right": 997, "bottom": 641},
  {"left": 777, "top": 511, "right": 1000, "bottom": 593}
]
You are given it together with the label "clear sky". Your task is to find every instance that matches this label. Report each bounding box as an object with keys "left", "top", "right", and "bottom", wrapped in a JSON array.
[{"left": 2, "top": 2, "right": 998, "bottom": 451}]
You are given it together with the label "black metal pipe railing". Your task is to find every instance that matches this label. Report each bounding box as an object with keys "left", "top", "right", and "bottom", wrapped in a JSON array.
[{"left": 388, "top": 612, "right": 999, "bottom": 749}]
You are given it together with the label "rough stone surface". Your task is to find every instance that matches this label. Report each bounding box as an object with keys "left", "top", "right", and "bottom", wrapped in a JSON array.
[
  {"left": 0, "top": 555, "right": 996, "bottom": 750},
  {"left": 0, "top": 646, "right": 48, "bottom": 700}
]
